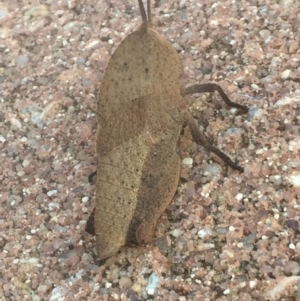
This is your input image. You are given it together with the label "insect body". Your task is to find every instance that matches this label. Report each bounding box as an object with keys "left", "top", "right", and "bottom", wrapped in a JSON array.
[{"left": 90, "top": 0, "right": 248, "bottom": 260}]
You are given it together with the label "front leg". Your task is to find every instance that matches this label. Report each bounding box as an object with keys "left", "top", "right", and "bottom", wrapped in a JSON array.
[
  {"left": 184, "top": 111, "right": 244, "bottom": 172},
  {"left": 183, "top": 83, "right": 248, "bottom": 114}
]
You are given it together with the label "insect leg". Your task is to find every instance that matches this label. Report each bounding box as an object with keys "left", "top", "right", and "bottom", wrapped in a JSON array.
[
  {"left": 86, "top": 208, "right": 96, "bottom": 235},
  {"left": 183, "top": 83, "right": 248, "bottom": 113},
  {"left": 184, "top": 111, "right": 244, "bottom": 172},
  {"left": 88, "top": 170, "right": 97, "bottom": 183}
]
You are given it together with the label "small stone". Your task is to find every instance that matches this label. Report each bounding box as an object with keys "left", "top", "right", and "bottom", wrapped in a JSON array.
[
  {"left": 22, "top": 159, "right": 30, "bottom": 167},
  {"left": 285, "top": 220, "right": 299, "bottom": 230},
  {"left": 47, "top": 190, "right": 58, "bottom": 197},
  {"left": 281, "top": 69, "right": 292, "bottom": 80},
  {"left": 287, "top": 172, "right": 300, "bottom": 187},
  {"left": 215, "top": 227, "right": 229, "bottom": 235},
  {"left": 259, "top": 29, "right": 271, "bottom": 39},
  {"left": 289, "top": 243, "right": 296, "bottom": 250},
  {"left": 284, "top": 261, "right": 300, "bottom": 276},
  {"left": 198, "top": 229, "right": 208, "bottom": 239},
  {"left": 249, "top": 280, "right": 257, "bottom": 288},
  {"left": 110, "top": 267, "right": 120, "bottom": 281},
  {"left": 0, "top": 6, "right": 8, "bottom": 20},
  {"left": 48, "top": 202, "right": 60, "bottom": 210},
  {"left": 247, "top": 106, "right": 263, "bottom": 120},
  {"left": 235, "top": 193, "right": 243, "bottom": 201},
  {"left": 81, "top": 196, "right": 89, "bottom": 203},
  {"left": 237, "top": 242, "right": 243, "bottom": 248},
  {"left": 170, "top": 229, "right": 182, "bottom": 238},
  {"left": 146, "top": 273, "right": 159, "bottom": 295},
  {"left": 37, "top": 285, "right": 48, "bottom": 294},
  {"left": 182, "top": 157, "right": 193, "bottom": 167},
  {"left": 15, "top": 55, "right": 29, "bottom": 67},
  {"left": 131, "top": 283, "right": 142, "bottom": 293},
  {"left": 119, "top": 276, "right": 132, "bottom": 289},
  {"left": 270, "top": 175, "right": 282, "bottom": 185}
]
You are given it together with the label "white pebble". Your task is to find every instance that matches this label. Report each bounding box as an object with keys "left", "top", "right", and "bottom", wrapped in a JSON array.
[
  {"left": 197, "top": 229, "right": 208, "bottom": 239},
  {"left": 47, "top": 190, "right": 58, "bottom": 197},
  {"left": 235, "top": 193, "right": 243, "bottom": 201},
  {"left": 93, "top": 283, "right": 100, "bottom": 291},
  {"left": 17, "top": 171, "right": 25, "bottom": 177},
  {"left": 289, "top": 243, "right": 296, "bottom": 250},
  {"left": 275, "top": 91, "right": 300, "bottom": 107},
  {"left": 182, "top": 157, "right": 193, "bottom": 166},
  {"left": 81, "top": 196, "right": 89, "bottom": 203},
  {"left": 48, "top": 202, "right": 60, "bottom": 210},
  {"left": 171, "top": 229, "right": 182, "bottom": 238},
  {"left": 249, "top": 280, "right": 257, "bottom": 288},
  {"left": 287, "top": 172, "right": 300, "bottom": 187},
  {"left": 281, "top": 69, "right": 292, "bottom": 80},
  {"left": 22, "top": 159, "right": 30, "bottom": 167},
  {"left": 146, "top": 273, "right": 159, "bottom": 295}
]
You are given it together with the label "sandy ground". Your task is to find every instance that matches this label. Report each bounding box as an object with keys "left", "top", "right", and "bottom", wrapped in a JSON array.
[{"left": 1, "top": 0, "right": 300, "bottom": 300}]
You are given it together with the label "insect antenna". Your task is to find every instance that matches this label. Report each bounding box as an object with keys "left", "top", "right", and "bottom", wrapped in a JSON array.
[
  {"left": 147, "top": 0, "right": 152, "bottom": 23},
  {"left": 138, "top": 0, "right": 147, "bottom": 22}
]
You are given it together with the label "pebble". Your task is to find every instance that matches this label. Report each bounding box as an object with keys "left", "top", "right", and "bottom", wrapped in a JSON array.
[
  {"left": 15, "top": 55, "right": 29, "bottom": 67},
  {"left": 275, "top": 91, "right": 300, "bottom": 107},
  {"left": 170, "top": 229, "right": 182, "bottom": 238},
  {"left": 119, "top": 276, "right": 132, "bottom": 289},
  {"left": 281, "top": 69, "right": 292, "bottom": 80},
  {"left": 235, "top": 193, "right": 243, "bottom": 201},
  {"left": 182, "top": 157, "right": 193, "bottom": 167},
  {"left": 0, "top": 5, "right": 8, "bottom": 20},
  {"left": 287, "top": 172, "right": 300, "bottom": 187},
  {"left": 25, "top": 5, "right": 49, "bottom": 19},
  {"left": 47, "top": 190, "right": 58, "bottom": 197},
  {"left": 81, "top": 196, "right": 89, "bottom": 203},
  {"left": 22, "top": 159, "right": 30, "bottom": 167},
  {"left": 285, "top": 220, "right": 299, "bottom": 230},
  {"left": 48, "top": 202, "right": 60, "bottom": 210},
  {"left": 215, "top": 227, "right": 229, "bottom": 235},
  {"left": 110, "top": 267, "right": 120, "bottom": 281},
  {"left": 145, "top": 273, "right": 159, "bottom": 295},
  {"left": 259, "top": 29, "right": 271, "bottom": 39},
  {"left": 247, "top": 106, "right": 264, "bottom": 120},
  {"left": 49, "top": 286, "right": 70, "bottom": 301},
  {"left": 284, "top": 261, "right": 300, "bottom": 276},
  {"left": 198, "top": 229, "right": 208, "bottom": 239},
  {"left": 289, "top": 243, "right": 296, "bottom": 250},
  {"left": 131, "top": 283, "right": 142, "bottom": 293},
  {"left": 269, "top": 175, "right": 282, "bottom": 185},
  {"left": 202, "top": 164, "right": 221, "bottom": 176},
  {"left": 37, "top": 285, "right": 48, "bottom": 294}
]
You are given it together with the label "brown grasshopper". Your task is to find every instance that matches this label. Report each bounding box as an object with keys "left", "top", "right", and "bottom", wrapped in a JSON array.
[{"left": 87, "top": 0, "right": 248, "bottom": 260}]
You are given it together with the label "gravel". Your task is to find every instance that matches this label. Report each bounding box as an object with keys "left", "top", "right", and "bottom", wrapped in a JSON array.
[{"left": 1, "top": 0, "right": 300, "bottom": 300}]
